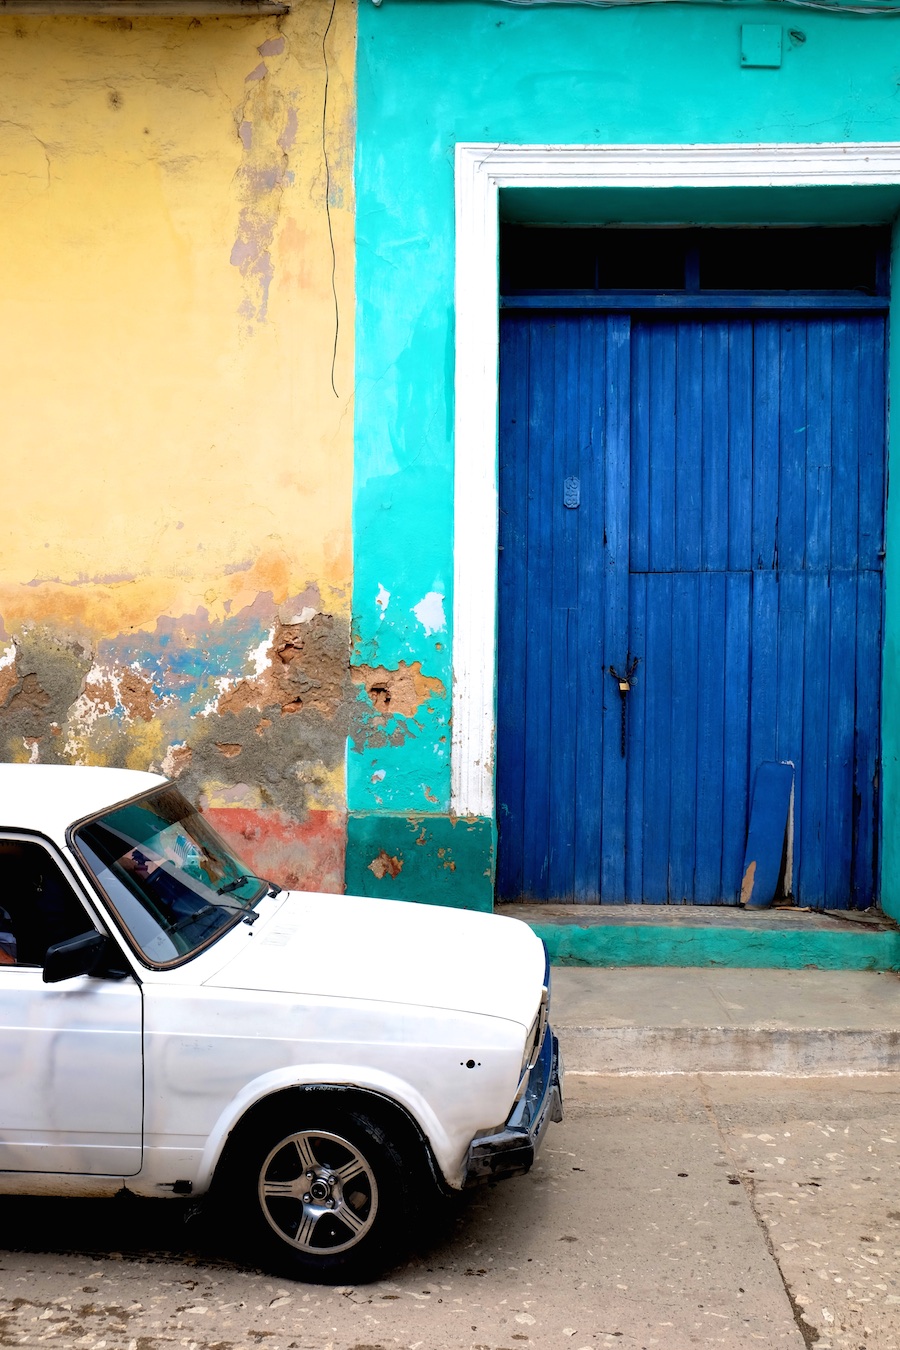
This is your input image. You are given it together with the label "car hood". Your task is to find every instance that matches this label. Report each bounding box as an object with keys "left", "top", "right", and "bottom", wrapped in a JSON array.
[{"left": 202, "top": 890, "right": 547, "bottom": 1028}]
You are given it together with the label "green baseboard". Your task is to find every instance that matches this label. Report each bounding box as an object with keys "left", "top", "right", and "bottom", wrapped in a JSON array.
[
  {"left": 531, "top": 922, "right": 900, "bottom": 971},
  {"left": 345, "top": 812, "right": 494, "bottom": 911}
]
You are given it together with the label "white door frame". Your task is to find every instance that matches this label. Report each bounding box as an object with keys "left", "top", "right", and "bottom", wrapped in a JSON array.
[{"left": 451, "top": 140, "right": 900, "bottom": 821}]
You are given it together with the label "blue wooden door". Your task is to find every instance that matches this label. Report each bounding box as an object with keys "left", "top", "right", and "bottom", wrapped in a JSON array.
[{"left": 496, "top": 312, "right": 885, "bottom": 906}]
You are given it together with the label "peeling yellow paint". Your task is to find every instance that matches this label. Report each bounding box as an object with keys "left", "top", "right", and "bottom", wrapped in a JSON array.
[{"left": 0, "top": 8, "right": 355, "bottom": 634}]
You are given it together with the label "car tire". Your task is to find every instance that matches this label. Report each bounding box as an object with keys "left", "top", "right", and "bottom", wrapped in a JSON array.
[{"left": 235, "top": 1103, "right": 411, "bottom": 1283}]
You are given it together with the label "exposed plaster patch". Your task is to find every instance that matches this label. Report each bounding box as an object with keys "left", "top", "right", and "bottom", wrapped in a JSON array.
[
  {"left": 67, "top": 661, "right": 156, "bottom": 741},
  {"left": 375, "top": 584, "right": 390, "bottom": 621},
  {"left": 162, "top": 743, "right": 193, "bottom": 779},
  {"left": 352, "top": 661, "right": 446, "bottom": 721},
  {"left": 0, "top": 629, "right": 91, "bottom": 758},
  {"left": 0, "top": 589, "right": 349, "bottom": 833},
  {"left": 0, "top": 644, "right": 18, "bottom": 708},
  {"left": 368, "top": 849, "right": 402, "bottom": 880},
  {"left": 217, "top": 615, "right": 346, "bottom": 720},
  {"left": 250, "top": 626, "right": 276, "bottom": 677},
  {"left": 23, "top": 737, "right": 40, "bottom": 764},
  {"left": 411, "top": 591, "right": 446, "bottom": 637}
]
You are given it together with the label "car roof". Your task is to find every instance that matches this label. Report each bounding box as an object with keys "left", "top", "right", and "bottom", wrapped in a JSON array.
[{"left": 0, "top": 763, "right": 168, "bottom": 843}]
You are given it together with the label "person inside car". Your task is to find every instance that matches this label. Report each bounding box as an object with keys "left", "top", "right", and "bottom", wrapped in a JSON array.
[{"left": 0, "top": 905, "right": 16, "bottom": 964}]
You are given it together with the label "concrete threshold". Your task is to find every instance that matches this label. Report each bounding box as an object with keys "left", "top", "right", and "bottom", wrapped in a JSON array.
[
  {"left": 551, "top": 965, "right": 900, "bottom": 1075},
  {"left": 496, "top": 901, "right": 900, "bottom": 971}
]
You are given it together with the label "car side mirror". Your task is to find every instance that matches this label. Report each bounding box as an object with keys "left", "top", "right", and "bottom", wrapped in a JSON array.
[{"left": 42, "top": 930, "right": 111, "bottom": 984}]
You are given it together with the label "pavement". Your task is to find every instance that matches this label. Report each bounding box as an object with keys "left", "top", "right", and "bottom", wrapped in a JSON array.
[
  {"left": 552, "top": 965, "right": 900, "bottom": 1075},
  {"left": 4, "top": 1073, "right": 900, "bottom": 1350},
  {"left": 2, "top": 966, "right": 900, "bottom": 1350}
]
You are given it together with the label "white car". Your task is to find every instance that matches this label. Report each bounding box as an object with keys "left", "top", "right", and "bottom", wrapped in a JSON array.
[{"left": 0, "top": 765, "right": 562, "bottom": 1281}]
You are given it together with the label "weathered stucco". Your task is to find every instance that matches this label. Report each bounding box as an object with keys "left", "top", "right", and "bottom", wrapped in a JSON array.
[{"left": 0, "top": 4, "right": 356, "bottom": 891}]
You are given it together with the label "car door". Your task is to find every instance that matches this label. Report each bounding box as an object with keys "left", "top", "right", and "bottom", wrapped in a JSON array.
[{"left": 0, "top": 834, "right": 143, "bottom": 1175}]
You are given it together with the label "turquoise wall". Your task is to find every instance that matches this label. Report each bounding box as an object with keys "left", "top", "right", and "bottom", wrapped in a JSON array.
[{"left": 351, "top": 0, "right": 900, "bottom": 912}]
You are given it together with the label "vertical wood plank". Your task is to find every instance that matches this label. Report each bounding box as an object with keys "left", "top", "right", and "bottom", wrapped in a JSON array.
[
  {"left": 642, "top": 572, "right": 673, "bottom": 902},
  {"left": 722, "top": 570, "right": 752, "bottom": 901},
  {"left": 520, "top": 316, "right": 556, "bottom": 897},
  {"left": 752, "top": 320, "right": 780, "bottom": 571},
  {"left": 858, "top": 316, "right": 887, "bottom": 571},
  {"left": 774, "top": 569, "right": 805, "bottom": 898},
  {"left": 668, "top": 571, "right": 700, "bottom": 902},
  {"left": 649, "top": 323, "right": 677, "bottom": 572},
  {"left": 625, "top": 572, "right": 647, "bottom": 902},
  {"left": 853, "top": 568, "right": 882, "bottom": 907},
  {"left": 599, "top": 315, "right": 632, "bottom": 900},
  {"left": 630, "top": 321, "right": 651, "bottom": 574},
  {"left": 825, "top": 569, "right": 856, "bottom": 907},
  {"left": 728, "top": 321, "right": 754, "bottom": 572},
  {"left": 694, "top": 571, "right": 727, "bottom": 902},
  {"left": 798, "top": 573, "right": 832, "bottom": 906},
  {"left": 806, "top": 318, "right": 834, "bottom": 575},
  {"left": 701, "top": 320, "right": 729, "bottom": 573},
  {"left": 573, "top": 315, "right": 608, "bottom": 901},
  {"left": 749, "top": 571, "right": 779, "bottom": 786},
  {"left": 675, "top": 321, "right": 703, "bottom": 572},
  {"left": 496, "top": 315, "right": 529, "bottom": 899},
  {"left": 777, "top": 318, "right": 807, "bottom": 573},
  {"left": 546, "top": 317, "right": 579, "bottom": 899},
  {"left": 831, "top": 318, "right": 860, "bottom": 572}
]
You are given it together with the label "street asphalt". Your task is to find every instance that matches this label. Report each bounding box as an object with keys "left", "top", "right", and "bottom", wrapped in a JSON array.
[{"left": 4, "top": 1069, "right": 900, "bottom": 1349}]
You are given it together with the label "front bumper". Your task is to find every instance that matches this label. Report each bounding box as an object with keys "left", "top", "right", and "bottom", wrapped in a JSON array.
[{"left": 464, "top": 1024, "right": 564, "bottom": 1186}]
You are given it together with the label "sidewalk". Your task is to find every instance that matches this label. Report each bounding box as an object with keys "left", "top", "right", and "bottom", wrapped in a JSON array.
[{"left": 552, "top": 965, "right": 900, "bottom": 1074}]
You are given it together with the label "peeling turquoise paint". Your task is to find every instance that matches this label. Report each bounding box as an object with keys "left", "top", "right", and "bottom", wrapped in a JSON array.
[
  {"left": 345, "top": 813, "right": 494, "bottom": 911},
  {"left": 348, "top": 692, "right": 451, "bottom": 813},
  {"left": 352, "top": 0, "right": 900, "bottom": 925}
]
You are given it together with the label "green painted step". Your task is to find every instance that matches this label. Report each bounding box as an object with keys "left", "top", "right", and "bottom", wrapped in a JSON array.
[{"left": 494, "top": 904, "right": 900, "bottom": 972}]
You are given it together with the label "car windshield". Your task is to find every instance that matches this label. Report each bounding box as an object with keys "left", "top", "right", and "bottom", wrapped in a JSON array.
[{"left": 73, "top": 785, "right": 269, "bottom": 966}]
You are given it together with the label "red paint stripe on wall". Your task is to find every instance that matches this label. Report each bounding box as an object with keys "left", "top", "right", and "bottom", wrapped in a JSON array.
[{"left": 204, "top": 806, "right": 346, "bottom": 895}]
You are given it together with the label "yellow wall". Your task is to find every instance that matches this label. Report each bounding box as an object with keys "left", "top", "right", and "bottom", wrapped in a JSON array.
[{"left": 0, "top": 3, "right": 356, "bottom": 890}]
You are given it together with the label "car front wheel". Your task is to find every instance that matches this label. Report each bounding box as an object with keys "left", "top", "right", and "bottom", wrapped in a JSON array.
[{"left": 239, "top": 1106, "right": 410, "bottom": 1282}]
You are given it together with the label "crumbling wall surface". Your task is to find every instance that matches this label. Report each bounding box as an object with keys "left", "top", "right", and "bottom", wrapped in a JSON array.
[{"left": 0, "top": 4, "right": 356, "bottom": 893}]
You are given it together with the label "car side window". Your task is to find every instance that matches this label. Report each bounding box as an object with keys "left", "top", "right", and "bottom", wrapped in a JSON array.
[{"left": 0, "top": 838, "right": 96, "bottom": 968}]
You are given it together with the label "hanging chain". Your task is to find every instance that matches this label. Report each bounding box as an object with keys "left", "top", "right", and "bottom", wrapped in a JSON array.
[{"left": 608, "top": 656, "right": 640, "bottom": 758}]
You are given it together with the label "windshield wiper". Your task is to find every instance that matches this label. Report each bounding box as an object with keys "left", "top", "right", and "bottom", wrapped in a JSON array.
[
  {"left": 218, "top": 875, "right": 249, "bottom": 896},
  {"left": 166, "top": 899, "right": 248, "bottom": 937},
  {"left": 218, "top": 874, "right": 282, "bottom": 898}
]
